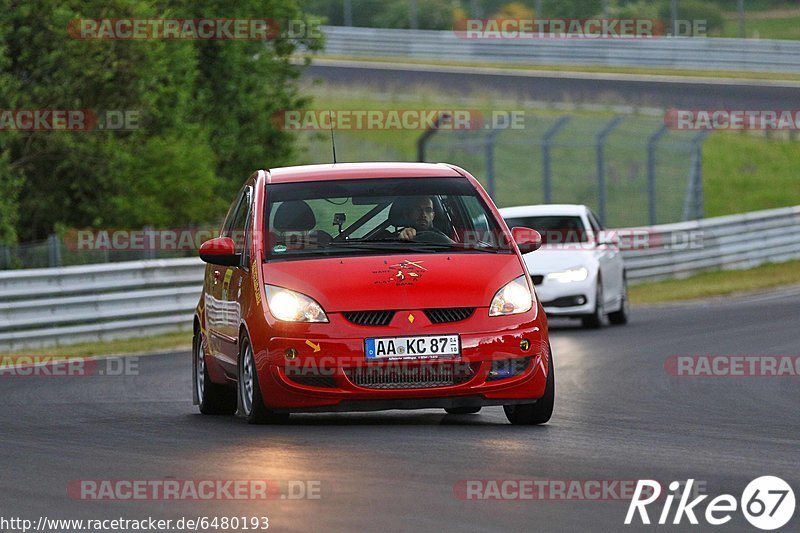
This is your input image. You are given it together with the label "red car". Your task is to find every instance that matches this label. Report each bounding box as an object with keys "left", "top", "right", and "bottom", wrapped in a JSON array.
[{"left": 193, "top": 162, "right": 554, "bottom": 424}]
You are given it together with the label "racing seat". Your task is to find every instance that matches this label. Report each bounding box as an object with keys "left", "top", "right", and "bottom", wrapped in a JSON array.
[{"left": 272, "top": 200, "right": 331, "bottom": 249}]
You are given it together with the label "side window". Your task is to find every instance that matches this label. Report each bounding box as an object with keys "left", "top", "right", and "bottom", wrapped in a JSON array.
[
  {"left": 226, "top": 187, "right": 252, "bottom": 263},
  {"left": 462, "top": 196, "right": 500, "bottom": 246}
]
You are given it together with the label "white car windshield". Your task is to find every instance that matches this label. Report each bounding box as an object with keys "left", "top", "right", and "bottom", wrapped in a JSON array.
[{"left": 503, "top": 215, "right": 588, "bottom": 245}]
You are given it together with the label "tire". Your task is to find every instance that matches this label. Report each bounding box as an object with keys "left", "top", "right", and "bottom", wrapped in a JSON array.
[
  {"left": 608, "top": 276, "right": 629, "bottom": 326},
  {"left": 581, "top": 278, "right": 604, "bottom": 329},
  {"left": 504, "top": 345, "right": 555, "bottom": 425},
  {"left": 444, "top": 407, "right": 482, "bottom": 415},
  {"left": 238, "top": 334, "right": 290, "bottom": 425},
  {"left": 194, "top": 330, "right": 236, "bottom": 415}
]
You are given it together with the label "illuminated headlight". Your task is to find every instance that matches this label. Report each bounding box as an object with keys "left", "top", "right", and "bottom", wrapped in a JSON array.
[
  {"left": 489, "top": 275, "right": 533, "bottom": 316},
  {"left": 265, "top": 285, "right": 328, "bottom": 323},
  {"left": 546, "top": 266, "right": 589, "bottom": 283}
]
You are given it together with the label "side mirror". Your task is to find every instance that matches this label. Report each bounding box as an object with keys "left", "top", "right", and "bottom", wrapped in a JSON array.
[
  {"left": 199, "top": 237, "right": 240, "bottom": 266},
  {"left": 596, "top": 231, "right": 619, "bottom": 247},
  {"left": 511, "top": 227, "right": 542, "bottom": 254}
]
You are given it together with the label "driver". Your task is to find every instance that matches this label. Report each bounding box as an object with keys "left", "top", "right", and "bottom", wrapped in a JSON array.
[{"left": 396, "top": 196, "right": 454, "bottom": 244}]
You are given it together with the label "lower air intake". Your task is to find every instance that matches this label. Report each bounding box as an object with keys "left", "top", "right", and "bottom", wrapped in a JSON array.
[{"left": 346, "top": 362, "right": 476, "bottom": 389}]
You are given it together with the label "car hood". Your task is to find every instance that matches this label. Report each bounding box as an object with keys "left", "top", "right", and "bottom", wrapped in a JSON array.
[
  {"left": 521, "top": 247, "right": 596, "bottom": 275},
  {"left": 261, "top": 253, "right": 524, "bottom": 312}
]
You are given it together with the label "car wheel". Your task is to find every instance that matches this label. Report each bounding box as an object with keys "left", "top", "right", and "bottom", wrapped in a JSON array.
[
  {"left": 608, "top": 276, "right": 629, "bottom": 326},
  {"left": 581, "top": 278, "right": 604, "bottom": 329},
  {"left": 504, "top": 344, "right": 555, "bottom": 425},
  {"left": 195, "top": 330, "right": 236, "bottom": 415},
  {"left": 238, "top": 334, "right": 289, "bottom": 425},
  {"left": 444, "top": 407, "right": 482, "bottom": 415}
]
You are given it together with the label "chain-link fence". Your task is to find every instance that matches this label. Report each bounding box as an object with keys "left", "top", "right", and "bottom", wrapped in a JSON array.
[
  {"left": 0, "top": 231, "right": 198, "bottom": 270},
  {"left": 420, "top": 113, "right": 710, "bottom": 228}
]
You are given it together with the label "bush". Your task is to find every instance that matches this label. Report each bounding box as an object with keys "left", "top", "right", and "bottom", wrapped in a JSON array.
[{"left": 658, "top": 0, "right": 725, "bottom": 36}]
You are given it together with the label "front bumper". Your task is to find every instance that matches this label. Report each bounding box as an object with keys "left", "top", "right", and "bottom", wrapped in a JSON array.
[
  {"left": 250, "top": 309, "right": 549, "bottom": 413},
  {"left": 533, "top": 275, "right": 595, "bottom": 317}
]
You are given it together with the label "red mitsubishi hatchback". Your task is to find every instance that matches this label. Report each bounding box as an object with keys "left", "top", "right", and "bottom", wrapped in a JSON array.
[{"left": 193, "top": 163, "right": 553, "bottom": 424}]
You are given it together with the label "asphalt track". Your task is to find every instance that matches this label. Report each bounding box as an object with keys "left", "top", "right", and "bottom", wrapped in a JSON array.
[
  {"left": 2, "top": 286, "right": 799, "bottom": 532},
  {"left": 304, "top": 59, "right": 800, "bottom": 109}
]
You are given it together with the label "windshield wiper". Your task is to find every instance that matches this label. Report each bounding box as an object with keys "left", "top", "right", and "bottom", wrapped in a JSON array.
[{"left": 326, "top": 241, "right": 507, "bottom": 254}]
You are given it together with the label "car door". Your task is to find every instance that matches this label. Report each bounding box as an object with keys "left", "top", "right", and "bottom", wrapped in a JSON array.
[
  {"left": 216, "top": 185, "right": 253, "bottom": 373},
  {"left": 204, "top": 191, "right": 246, "bottom": 364}
]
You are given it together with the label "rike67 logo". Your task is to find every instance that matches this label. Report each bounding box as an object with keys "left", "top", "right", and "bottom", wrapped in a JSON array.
[{"left": 626, "top": 477, "right": 795, "bottom": 530}]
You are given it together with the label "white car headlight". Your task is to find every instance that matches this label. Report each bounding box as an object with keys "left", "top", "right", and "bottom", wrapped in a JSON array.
[
  {"left": 265, "top": 285, "right": 328, "bottom": 323},
  {"left": 546, "top": 266, "right": 589, "bottom": 283},
  {"left": 489, "top": 275, "right": 533, "bottom": 316}
]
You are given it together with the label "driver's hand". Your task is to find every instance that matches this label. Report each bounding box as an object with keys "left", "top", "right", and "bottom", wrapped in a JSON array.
[{"left": 398, "top": 227, "right": 416, "bottom": 241}]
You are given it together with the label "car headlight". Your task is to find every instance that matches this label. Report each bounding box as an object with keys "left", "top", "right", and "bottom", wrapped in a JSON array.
[
  {"left": 489, "top": 275, "right": 533, "bottom": 316},
  {"left": 546, "top": 266, "right": 589, "bottom": 283},
  {"left": 265, "top": 285, "right": 328, "bottom": 323}
]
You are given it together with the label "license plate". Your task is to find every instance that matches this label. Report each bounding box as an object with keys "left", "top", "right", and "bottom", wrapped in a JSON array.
[{"left": 365, "top": 335, "right": 460, "bottom": 360}]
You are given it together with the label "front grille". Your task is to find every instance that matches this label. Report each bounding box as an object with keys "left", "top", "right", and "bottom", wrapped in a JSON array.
[
  {"left": 285, "top": 373, "right": 338, "bottom": 388},
  {"left": 345, "top": 362, "right": 476, "bottom": 389},
  {"left": 343, "top": 310, "right": 395, "bottom": 326},
  {"left": 424, "top": 307, "right": 475, "bottom": 324},
  {"left": 531, "top": 275, "right": 544, "bottom": 285}
]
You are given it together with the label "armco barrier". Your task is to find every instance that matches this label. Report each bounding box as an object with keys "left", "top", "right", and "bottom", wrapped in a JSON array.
[
  {"left": 622, "top": 206, "right": 800, "bottom": 281},
  {"left": 320, "top": 26, "right": 800, "bottom": 74},
  {"left": 1, "top": 206, "right": 798, "bottom": 350},
  {"left": 0, "top": 259, "right": 205, "bottom": 351}
]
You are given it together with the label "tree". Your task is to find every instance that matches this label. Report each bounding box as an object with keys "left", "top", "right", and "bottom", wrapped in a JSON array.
[{"left": 0, "top": 0, "right": 320, "bottom": 242}]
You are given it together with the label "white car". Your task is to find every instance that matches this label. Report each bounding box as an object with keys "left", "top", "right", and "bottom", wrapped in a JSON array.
[{"left": 499, "top": 204, "right": 628, "bottom": 328}]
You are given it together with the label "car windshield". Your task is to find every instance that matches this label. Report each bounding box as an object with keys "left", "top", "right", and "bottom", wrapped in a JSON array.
[
  {"left": 264, "top": 177, "right": 511, "bottom": 260},
  {"left": 503, "top": 215, "right": 588, "bottom": 244}
]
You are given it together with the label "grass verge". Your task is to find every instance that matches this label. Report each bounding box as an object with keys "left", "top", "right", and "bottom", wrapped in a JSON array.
[
  {"left": 1, "top": 330, "right": 191, "bottom": 359},
  {"left": 629, "top": 260, "right": 800, "bottom": 304},
  {"left": 299, "top": 85, "right": 800, "bottom": 219}
]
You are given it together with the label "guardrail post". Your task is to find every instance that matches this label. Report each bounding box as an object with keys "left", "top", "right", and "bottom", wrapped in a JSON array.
[
  {"left": 409, "top": 0, "right": 418, "bottom": 30},
  {"left": 682, "top": 131, "right": 710, "bottom": 221},
  {"left": 47, "top": 234, "right": 61, "bottom": 267},
  {"left": 647, "top": 124, "right": 669, "bottom": 225},
  {"left": 542, "top": 116, "right": 570, "bottom": 204},
  {"left": 343, "top": 0, "right": 353, "bottom": 26},
  {"left": 143, "top": 226, "right": 156, "bottom": 260},
  {"left": 485, "top": 129, "right": 498, "bottom": 199},
  {"left": 738, "top": 0, "right": 746, "bottom": 38},
  {"left": 416, "top": 112, "right": 451, "bottom": 162},
  {"left": 595, "top": 116, "right": 625, "bottom": 226},
  {"left": 670, "top": 0, "right": 678, "bottom": 36},
  {"left": 471, "top": 0, "right": 482, "bottom": 18}
]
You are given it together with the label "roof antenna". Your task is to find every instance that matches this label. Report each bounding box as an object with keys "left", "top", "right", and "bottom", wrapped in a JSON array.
[{"left": 328, "top": 110, "right": 337, "bottom": 164}]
